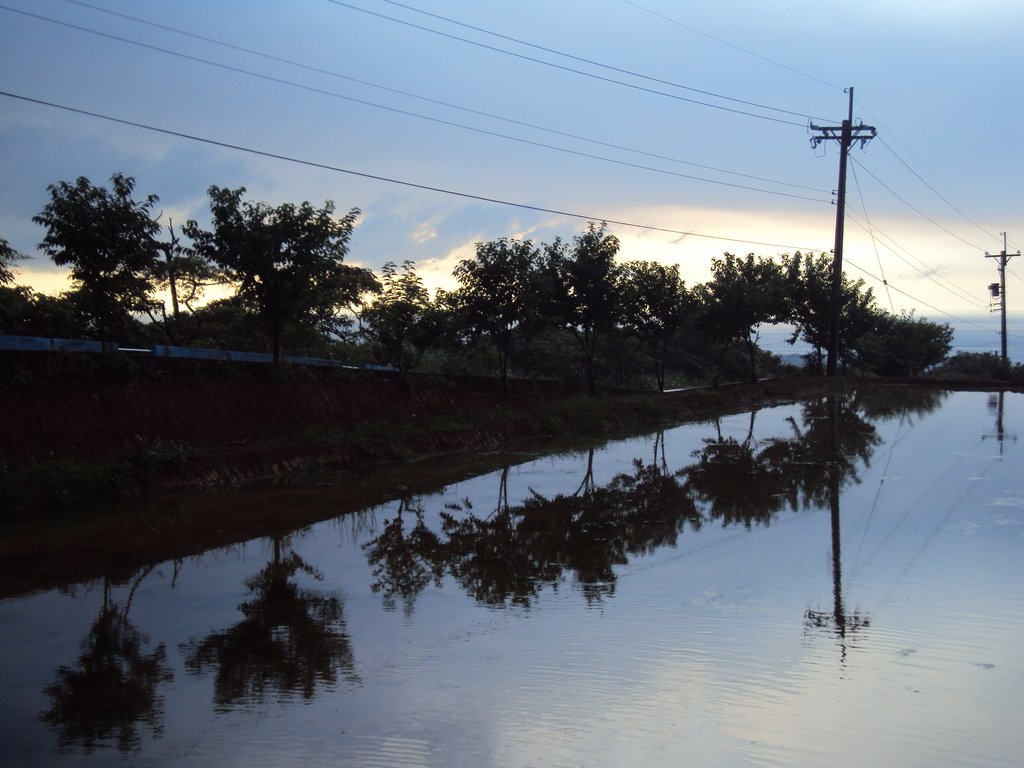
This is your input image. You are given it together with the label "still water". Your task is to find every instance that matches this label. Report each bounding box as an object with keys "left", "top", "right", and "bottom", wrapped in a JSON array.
[{"left": 1, "top": 388, "right": 1022, "bottom": 767}]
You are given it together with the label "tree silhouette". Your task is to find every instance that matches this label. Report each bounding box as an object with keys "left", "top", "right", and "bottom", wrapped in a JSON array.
[
  {"left": 181, "top": 536, "right": 358, "bottom": 709},
  {"left": 547, "top": 222, "right": 622, "bottom": 395},
  {"left": 185, "top": 187, "right": 378, "bottom": 364},
  {"left": 701, "top": 252, "right": 787, "bottom": 382},
  {"left": 33, "top": 173, "right": 160, "bottom": 346},
  {"left": 618, "top": 260, "right": 693, "bottom": 391},
  {"left": 0, "top": 237, "right": 24, "bottom": 286},
  {"left": 40, "top": 571, "right": 172, "bottom": 754},
  {"left": 452, "top": 237, "right": 541, "bottom": 395},
  {"left": 360, "top": 260, "right": 440, "bottom": 373}
]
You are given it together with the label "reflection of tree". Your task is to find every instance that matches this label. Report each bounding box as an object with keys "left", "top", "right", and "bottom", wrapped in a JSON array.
[
  {"left": 364, "top": 495, "right": 445, "bottom": 615},
  {"left": 182, "top": 536, "right": 358, "bottom": 710},
  {"left": 363, "top": 391, "right": 898, "bottom": 615},
  {"left": 853, "top": 385, "right": 945, "bottom": 422},
  {"left": 364, "top": 458, "right": 701, "bottom": 610},
  {"left": 685, "top": 393, "right": 882, "bottom": 527},
  {"left": 40, "top": 569, "right": 172, "bottom": 754}
]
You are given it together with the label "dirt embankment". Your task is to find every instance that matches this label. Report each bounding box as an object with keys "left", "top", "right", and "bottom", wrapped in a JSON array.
[
  {"left": 5, "top": 372, "right": 1003, "bottom": 481},
  {"left": 4, "top": 374, "right": 495, "bottom": 464}
]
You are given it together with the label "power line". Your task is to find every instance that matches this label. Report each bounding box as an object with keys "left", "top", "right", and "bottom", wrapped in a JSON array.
[
  {"left": 57, "top": 0, "right": 828, "bottom": 194},
  {"left": 851, "top": 158, "right": 989, "bottom": 252},
  {"left": 846, "top": 211, "right": 990, "bottom": 311},
  {"left": 850, "top": 158, "right": 893, "bottom": 311},
  {"left": 323, "top": 0, "right": 810, "bottom": 127},
  {"left": 616, "top": 0, "right": 843, "bottom": 92},
  {"left": 0, "top": 89, "right": 827, "bottom": 252},
  {"left": 841, "top": 254, "right": 997, "bottom": 332},
  {"left": 364, "top": 0, "right": 832, "bottom": 123},
  {"left": 876, "top": 135, "right": 1002, "bottom": 246},
  {"left": 855, "top": 99, "right": 1006, "bottom": 248},
  {"left": 0, "top": 5, "right": 828, "bottom": 203},
  {"left": 845, "top": 200, "right": 991, "bottom": 309}
]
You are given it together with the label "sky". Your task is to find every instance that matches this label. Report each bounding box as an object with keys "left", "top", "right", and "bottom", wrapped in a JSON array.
[{"left": 1, "top": 0, "right": 1022, "bottom": 352}]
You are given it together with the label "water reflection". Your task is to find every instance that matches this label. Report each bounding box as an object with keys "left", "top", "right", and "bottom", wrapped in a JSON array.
[
  {"left": 364, "top": 495, "right": 445, "bottom": 615},
  {"left": 181, "top": 534, "right": 358, "bottom": 710},
  {"left": 40, "top": 569, "right": 173, "bottom": 754},
  {"left": 983, "top": 390, "right": 1018, "bottom": 450},
  {"left": 366, "top": 454, "right": 702, "bottom": 608},
  {"left": 12, "top": 386, "right": 1019, "bottom": 767},
  {"left": 364, "top": 389, "right": 947, "bottom": 615}
]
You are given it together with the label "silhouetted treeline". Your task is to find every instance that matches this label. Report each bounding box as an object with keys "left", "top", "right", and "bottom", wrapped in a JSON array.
[{"left": 1, "top": 173, "right": 968, "bottom": 389}]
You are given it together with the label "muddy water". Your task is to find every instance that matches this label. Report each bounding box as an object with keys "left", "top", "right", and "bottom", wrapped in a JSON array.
[{"left": 1, "top": 388, "right": 1022, "bottom": 767}]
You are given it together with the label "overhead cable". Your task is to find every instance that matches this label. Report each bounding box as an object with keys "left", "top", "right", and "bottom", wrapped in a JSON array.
[
  {"left": 850, "top": 159, "right": 894, "bottom": 311},
  {"left": 854, "top": 99, "right": 1006, "bottom": 248},
  {"left": 876, "top": 136, "right": 1002, "bottom": 246},
  {"left": 851, "top": 159, "right": 988, "bottom": 252},
  {"left": 323, "top": 0, "right": 810, "bottom": 127},
  {"left": 616, "top": 0, "right": 843, "bottom": 92},
  {"left": 841, "top": 254, "right": 997, "bottom": 331},
  {"left": 363, "top": 0, "right": 832, "bottom": 123},
  {"left": 0, "top": 90, "right": 827, "bottom": 252},
  {"left": 57, "top": 0, "right": 826, "bottom": 192},
  {"left": 0, "top": 5, "right": 829, "bottom": 203},
  {"left": 846, "top": 212, "right": 990, "bottom": 311}
]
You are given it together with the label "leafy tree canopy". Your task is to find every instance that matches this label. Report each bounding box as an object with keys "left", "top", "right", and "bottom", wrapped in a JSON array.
[
  {"left": 617, "top": 260, "right": 692, "bottom": 390},
  {"left": 0, "top": 238, "right": 25, "bottom": 286},
  {"left": 547, "top": 222, "right": 622, "bottom": 394},
  {"left": 361, "top": 260, "right": 439, "bottom": 372},
  {"left": 184, "top": 186, "right": 378, "bottom": 363},
  {"left": 453, "top": 237, "right": 541, "bottom": 392},
  {"left": 33, "top": 173, "right": 160, "bottom": 344}
]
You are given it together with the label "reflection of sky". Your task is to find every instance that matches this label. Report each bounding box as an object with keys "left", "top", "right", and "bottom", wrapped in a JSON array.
[{"left": 0, "top": 391, "right": 1022, "bottom": 766}]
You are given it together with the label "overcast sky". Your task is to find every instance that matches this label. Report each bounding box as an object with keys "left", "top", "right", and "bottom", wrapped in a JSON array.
[{"left": 1, "top": 0, "right": 1022, "bottom": 336}]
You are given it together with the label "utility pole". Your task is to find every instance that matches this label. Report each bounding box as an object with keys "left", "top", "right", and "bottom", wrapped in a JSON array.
[
  {"left": 810, "top": 88, "right": 876, "bottom": 376},
  {"left": 985, "top": 233, "right": 1020, "bottom": 365}
]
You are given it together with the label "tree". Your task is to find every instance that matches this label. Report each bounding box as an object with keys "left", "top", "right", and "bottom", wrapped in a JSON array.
[
  {"left": 150, "top": 221, "right": 219, "bottom": 321},
  {"left": 184, "top": 187, "right": 378, "bottom": 364},
  {"left": 33, "top": 173, "right": 161, "bottom": 345},
  {"left": 853, "top": 310, "right": 953, "bottom": 377},
  {"left": 452, "top": 237, "right": 540, "bottom": 395},
  {"left": 702, "top": 252, "right": 787, "bottom": 382},
  {"left": 618, "top": 260, "right": 692, "bottom": 391},
  {"left": 783, "top": 251, "right": 879, "bottom": 374},
  {"left": 0, "top": 238, "right": 24, "bottom": 286},
  {"left": 360, "top": 260, "right": 438, "bottom": 373},
  {"left": 139, "top": 220, "right": 223, "bottom": 345},
  {"left": 547, "top": 222, "right": 622, "bottom": 395}
]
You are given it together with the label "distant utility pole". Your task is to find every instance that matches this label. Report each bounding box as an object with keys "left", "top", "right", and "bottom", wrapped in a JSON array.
[
  {"left": 810, "top": 88, "right": 876, "bottom": 377},
  {"left": 985, "top": 233, "right": 1020, "bottom": 364}
]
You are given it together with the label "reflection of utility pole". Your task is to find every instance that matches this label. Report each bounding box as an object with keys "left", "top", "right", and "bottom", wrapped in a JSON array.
[
  {"left": 985, "top": 233, "right": 1020, "bottom": 365},
  {"left": 804, "top": 395, "right": 870, "bottom": 660},
  {"left": 982, "top": 391, "right": 1017, "bottom": 454},
  {"left": 810, "top": 88, "right": 876, "bottom": 377}
]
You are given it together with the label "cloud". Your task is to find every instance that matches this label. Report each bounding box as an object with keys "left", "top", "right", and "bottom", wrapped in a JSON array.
[{"left": 411, "top": 222, "right": 438, "bottom": 245}]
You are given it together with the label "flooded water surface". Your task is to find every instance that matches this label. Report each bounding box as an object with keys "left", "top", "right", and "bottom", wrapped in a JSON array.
[{"left": 1, "top": 388, "right": 1022, "bottom": 767}]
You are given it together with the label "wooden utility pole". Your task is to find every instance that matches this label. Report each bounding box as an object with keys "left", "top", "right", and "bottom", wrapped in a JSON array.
[
  {"left": 810, "top": 88, "right": 875, "bottom": 376},
  {"left": 985, "top": 233, "right": 1020, "bottom": 364}
]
